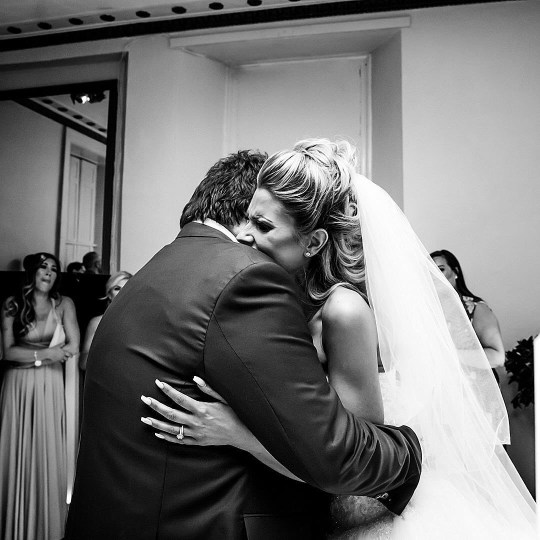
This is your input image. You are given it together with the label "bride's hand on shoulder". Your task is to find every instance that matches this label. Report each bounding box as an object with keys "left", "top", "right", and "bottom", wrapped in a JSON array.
[{"left": 140, "top": 378, "right": 252, "bottom": 450}]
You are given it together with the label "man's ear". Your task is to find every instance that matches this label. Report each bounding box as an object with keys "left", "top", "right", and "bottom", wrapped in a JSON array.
[{"left": 306, "top": 228, "right": 328, "bottom": 256}]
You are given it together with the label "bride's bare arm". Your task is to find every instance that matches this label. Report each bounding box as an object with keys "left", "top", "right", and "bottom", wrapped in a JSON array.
[
  {"left": 322, "top": 287, "right": 383, "bottom": 424},
  {"left": 141, "top": 379, "right": 302, "bottom": 482}
]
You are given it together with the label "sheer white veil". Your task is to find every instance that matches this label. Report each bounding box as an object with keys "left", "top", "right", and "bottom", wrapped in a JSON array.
[{"left": 352, "top": 174, "right": 536, "bottom": 535}]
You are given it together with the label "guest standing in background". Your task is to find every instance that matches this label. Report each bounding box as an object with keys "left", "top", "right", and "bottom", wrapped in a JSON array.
[
  {"left": 0, "top": 252, "right": 80, "bottom": 540},
  {"left": 80, "top": 270, "right": 132, "bottom": 371},
  {"left": 430, "top": 249, "right": 505, "bottom": 380},
  {"left": 82, "top": 251, "right": 102, "bottom": 274}
]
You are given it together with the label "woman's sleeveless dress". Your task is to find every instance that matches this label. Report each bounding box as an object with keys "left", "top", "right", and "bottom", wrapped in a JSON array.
[
  {"left": 460, "top": 295, "right": 500, "bottom": 381},
  {"left": 326, "top": 374, "right": 397, "bottom": 539},
  {"left": 0, "top": 300, "right": 68, "bottom": 540}
]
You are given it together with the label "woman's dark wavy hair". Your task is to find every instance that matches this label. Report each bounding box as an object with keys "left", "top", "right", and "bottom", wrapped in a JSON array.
[
  {"left": 430, "top": 249, "right": 483, "bottom": 302},
  {"left": 4, "top": 252, "right": 62, "bottom": 337},
  {"left": 180, "top": 150, "right": 268, "bottom": 229}
]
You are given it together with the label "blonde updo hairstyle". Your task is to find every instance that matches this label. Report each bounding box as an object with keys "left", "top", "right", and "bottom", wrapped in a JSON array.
[{"left": 257, "top": 138, "right": 365, "bottom": 305}]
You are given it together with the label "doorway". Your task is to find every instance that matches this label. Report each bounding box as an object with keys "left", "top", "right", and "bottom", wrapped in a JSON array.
[
  {"left": 61, "top": 148, "right": 105, "bottom": 267},
  {"left": 0, "top": 77, "right": 122, "bottom": 274}
]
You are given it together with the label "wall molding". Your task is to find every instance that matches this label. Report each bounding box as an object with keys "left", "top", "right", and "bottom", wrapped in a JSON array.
[{"left": 169, "top": 16, "right": 410, "bottom": 49}]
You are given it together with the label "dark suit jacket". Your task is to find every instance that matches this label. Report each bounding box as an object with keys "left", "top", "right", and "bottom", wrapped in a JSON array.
[{"left": 65, "top": 223, "right": 421, "bottom": 540}]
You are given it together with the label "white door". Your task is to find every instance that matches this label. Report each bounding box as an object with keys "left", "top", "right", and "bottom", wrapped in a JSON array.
[{"left": 61, "top": 155, "right": 97, "bottom": 266}]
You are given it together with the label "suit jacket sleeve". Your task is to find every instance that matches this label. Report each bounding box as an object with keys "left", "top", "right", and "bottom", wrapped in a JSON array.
[{"left": 203, "top": 260, "right": 421, "bottom": 514}]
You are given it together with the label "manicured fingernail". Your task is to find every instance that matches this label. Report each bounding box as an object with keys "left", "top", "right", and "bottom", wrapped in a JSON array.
[
  {"left": 141, "top": 395, "right": 151, "bottom": 405},
  {"left": 193, "top": 376, "right": 206, "bottom": 387},
  {"left": 141, "top": 417, "right": 152, "bottom": 425},
  {"left": 155, "top": 379, "right": 164, "bottom": 389},
  {"left": 155, "top": 433, "right": 165, "bottom": 439}
]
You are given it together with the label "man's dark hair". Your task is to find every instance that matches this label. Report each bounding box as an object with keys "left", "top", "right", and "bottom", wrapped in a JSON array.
[
  {"left": 82, "top": 251, "right": 99, "bottom": 269},
  {"left": 67, "top": 261, "right": 85, "bottom": 273},
  {"left": 180, "top": 149, "right": 267, "bottom": 228}
]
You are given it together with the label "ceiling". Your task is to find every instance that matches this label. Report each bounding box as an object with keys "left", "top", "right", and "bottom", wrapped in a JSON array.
[
  {"left": 9, "top": 92, "right": 109, "bottom": 145},
  {"left": 38, "top": 93, "right": 108, "bottom": 131},
  {"left": 0, "top": 0, "right": 321, "bottom": 29},
  {"left": 0, "top": 0, "right": 346, "bottom": 38},
  {"left": 0, "top": 0, "right": 513, "bottom": 51}
]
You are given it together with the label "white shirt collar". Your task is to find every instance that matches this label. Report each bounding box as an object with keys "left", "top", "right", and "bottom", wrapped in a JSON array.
[{"left": 194, "top": 219, "right": 238, "bottom": 242}]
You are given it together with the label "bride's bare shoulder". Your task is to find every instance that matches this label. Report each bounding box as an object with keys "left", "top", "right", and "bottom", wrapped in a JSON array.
[{"left": 321, "top": 286, "right": 374, "bottom": 330}]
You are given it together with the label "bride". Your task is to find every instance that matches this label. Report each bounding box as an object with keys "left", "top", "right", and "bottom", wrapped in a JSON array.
[{"left": 142, "top": 138, "right": 536, "bottom": 538}]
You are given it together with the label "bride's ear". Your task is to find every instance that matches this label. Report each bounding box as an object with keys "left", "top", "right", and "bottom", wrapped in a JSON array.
[{"left": 306, "top": 229, "right": 328, "bottom": 256}]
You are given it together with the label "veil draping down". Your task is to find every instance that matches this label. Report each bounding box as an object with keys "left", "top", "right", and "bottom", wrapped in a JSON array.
[{"left": 352, "top": 174, "right": 536, "bottom": 538}]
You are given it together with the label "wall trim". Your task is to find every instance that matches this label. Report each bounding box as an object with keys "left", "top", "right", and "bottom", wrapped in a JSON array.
[{"left": 169, "top": 16, "right": 410, "bottom": 49}]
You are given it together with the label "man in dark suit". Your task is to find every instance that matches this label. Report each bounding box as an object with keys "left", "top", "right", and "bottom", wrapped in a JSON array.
[{"left": 65, "top": 150, "right": 421, "bottom": 540}]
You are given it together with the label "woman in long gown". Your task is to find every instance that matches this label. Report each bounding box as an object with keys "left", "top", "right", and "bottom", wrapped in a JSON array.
[
  {"left": 143, "top": 139, "right": 536, "bottom": 538},
  {"left": 0, "top": 252, "right": 80, "bottom": 540}
]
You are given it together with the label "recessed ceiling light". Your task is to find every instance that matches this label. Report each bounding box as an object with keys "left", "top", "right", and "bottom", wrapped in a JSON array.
[{"left": 71, "top": 92, "right": 106, "bottom": 105}]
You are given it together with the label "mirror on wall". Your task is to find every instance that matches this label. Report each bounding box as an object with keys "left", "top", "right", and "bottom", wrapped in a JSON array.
[{"left": 0, "top": 80, "right": 119, "bottom": 274}]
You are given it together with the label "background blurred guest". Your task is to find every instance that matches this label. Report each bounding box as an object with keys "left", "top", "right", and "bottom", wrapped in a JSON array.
[
  {"left": 80, "top": 271, "right": 132, "bottom": 371},
  {"left": 82, "top": 251, "right": 102, "bottom": 274},
  {"left": 0, "top": 252, "right": 80, "bottom": 540},
  {"left": 431, "top": 249, "right": 505, "bottom": 380},
  {"left": 67, "top": 261, "right": 85, "bottom": 274}
]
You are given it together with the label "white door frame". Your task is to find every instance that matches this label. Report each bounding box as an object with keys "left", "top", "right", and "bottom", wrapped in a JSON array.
[{"left": 59, "top": 127, "right": 106, "bottom": 268}]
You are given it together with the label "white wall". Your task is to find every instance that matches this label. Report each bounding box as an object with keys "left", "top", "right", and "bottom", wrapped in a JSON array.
[
  {"left": 0, "top": 38, "right": 229, "bottom": 274},
  {"left": 401, "top": 0, "right": 540, "bottom": 349},
  {"left": 0, "top": 101, "right": 63, "bottom": 269},
  {"left": 371, "top": 33, "right": 403, "bottom": 208},
  {"left": 120, "top": 37, "right": 228, "bottom": 271},
  {"left": 230, "top": 57, "right": 365, "bottom": 156}
]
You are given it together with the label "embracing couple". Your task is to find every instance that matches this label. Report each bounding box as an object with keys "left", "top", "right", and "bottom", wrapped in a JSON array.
[{"left": 65, "top": 139, "right": 536, "bottom": 539}]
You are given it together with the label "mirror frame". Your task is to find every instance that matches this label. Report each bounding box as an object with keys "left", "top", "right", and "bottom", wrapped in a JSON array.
[{"left": 0, "top": 79, "right": 120, "bottom": 274}]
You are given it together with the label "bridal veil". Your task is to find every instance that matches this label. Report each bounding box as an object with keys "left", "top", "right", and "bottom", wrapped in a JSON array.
[{"left": 352, "top": 174, "right": 536, "bottom": 538}]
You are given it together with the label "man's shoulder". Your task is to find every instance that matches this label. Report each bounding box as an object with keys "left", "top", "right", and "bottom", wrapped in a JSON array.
[
  {"left": 136, "top": 230, "right": 286, "bottom": 289},
  {"left": 176, "top": 231, "right": 274, "bottom": 267},
  {"left": 212, "top": 241, "right": 295, "bottom": 292}
]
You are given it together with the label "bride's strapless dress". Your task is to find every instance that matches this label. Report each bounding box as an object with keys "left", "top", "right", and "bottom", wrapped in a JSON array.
[
  {"left": 327, "top": 373, "right": 396, "bottom": 539},
  {"left": 327, "top": 374, "right": 534, "bottom": 540}
]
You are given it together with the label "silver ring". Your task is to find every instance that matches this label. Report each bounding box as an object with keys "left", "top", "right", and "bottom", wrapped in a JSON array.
[{"left": 177, "top": 425, "right": 185, "bottom": 440}]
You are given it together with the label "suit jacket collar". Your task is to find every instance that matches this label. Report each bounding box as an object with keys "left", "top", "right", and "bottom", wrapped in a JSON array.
[{"left": 176, "top": 221, "right": 233, "bottom": 243}]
